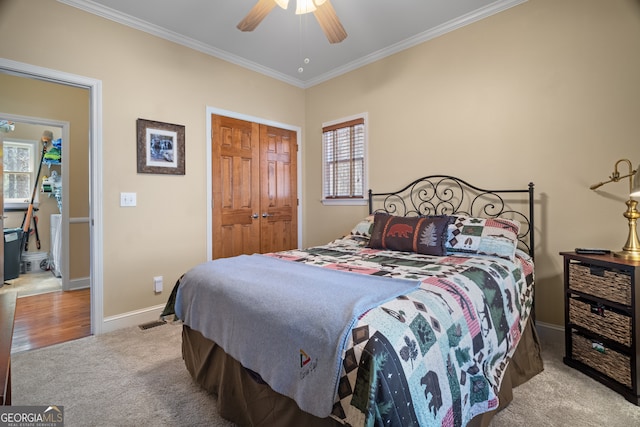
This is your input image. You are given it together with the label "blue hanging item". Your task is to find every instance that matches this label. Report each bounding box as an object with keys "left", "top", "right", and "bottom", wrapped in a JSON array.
[{"left": 43, "top": 137, "right": 62, "bottom": 165}]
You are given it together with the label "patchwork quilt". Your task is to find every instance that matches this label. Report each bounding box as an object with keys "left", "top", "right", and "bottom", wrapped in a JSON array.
[
  {"left": 172, "top": 234, "right": 534, "bottom": 427},
  {"left": 265, "top": 236, "right": 534, "bottom": 427}
]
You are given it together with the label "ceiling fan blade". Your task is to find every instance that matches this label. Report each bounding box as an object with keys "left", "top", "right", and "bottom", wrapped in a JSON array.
[
  {"left": 237, "top": 0, "right": 277, "bottom": 32},
  {"left": 313, "top": 0, "right": 347, "bottom": 44}
]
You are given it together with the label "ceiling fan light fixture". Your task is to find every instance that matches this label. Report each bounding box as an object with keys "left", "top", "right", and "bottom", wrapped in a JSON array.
[
  {"left": 295, "top": 0, "right": 316, "bottom": 15},
  {"left": 238, "top": 0, "right": 346, "bottom": 43}
]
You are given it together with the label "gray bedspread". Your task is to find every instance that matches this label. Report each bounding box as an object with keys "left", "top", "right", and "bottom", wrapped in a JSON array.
[{"left": 175, "top": 253, "right": 419, "bottom": 417}]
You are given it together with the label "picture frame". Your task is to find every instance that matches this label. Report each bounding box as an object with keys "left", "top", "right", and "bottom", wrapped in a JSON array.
[{"left": 136, "top": 118, "right": 185, "bottom": 175}]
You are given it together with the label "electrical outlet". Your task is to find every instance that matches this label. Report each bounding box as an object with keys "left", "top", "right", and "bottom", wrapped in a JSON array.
[{"left": 153, "top": 276, "right": 163, "bottom": 293}]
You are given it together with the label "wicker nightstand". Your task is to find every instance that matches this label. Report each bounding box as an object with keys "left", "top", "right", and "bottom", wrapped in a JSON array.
[{"left": 561, "top": 251, "right": 640, "bottom": 405}]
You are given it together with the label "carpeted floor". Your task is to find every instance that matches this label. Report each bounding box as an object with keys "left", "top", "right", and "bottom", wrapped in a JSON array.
[
  {"left": 492, "top": 328, "right": 640, "bottom": 426},
  {"left": 12, "top": 323, "right": 234, "bottom": 427},
  {"left": 11, "top": 323, "right": 640, "bottom": 426}
]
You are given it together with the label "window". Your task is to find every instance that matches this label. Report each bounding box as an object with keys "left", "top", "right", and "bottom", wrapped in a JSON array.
[
  {"left": 322, "top": 113, "right": 368, "bottom": 205},
  {"left": 3, "top": 139, "right": 39, "bottom": 209}
]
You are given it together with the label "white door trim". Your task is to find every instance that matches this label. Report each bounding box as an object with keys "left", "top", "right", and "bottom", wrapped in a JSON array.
[
  {"left": 205, "top": 106, "right": 303, "bottom": 259},
  {"left": 0, "top": 58, "right": 104, "bottom": 334}
]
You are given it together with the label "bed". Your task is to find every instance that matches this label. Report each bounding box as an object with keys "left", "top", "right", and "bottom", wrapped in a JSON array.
[{"left": 163, "top": 175, "right": 543, "bottom": 427}]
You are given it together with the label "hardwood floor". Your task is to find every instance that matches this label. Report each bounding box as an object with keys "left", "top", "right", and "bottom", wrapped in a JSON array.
[{"left": 11, "top": 288, "right": 91, "bottom": 354}]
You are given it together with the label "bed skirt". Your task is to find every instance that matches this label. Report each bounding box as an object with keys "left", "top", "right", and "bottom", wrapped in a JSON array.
[{"left": 181, "top": 317, "right": 543, "bottom": 427}]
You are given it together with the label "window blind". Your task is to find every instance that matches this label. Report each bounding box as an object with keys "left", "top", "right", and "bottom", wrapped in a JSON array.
[{"left": 322, "top": 118, "right": 365, "bottom": 199}]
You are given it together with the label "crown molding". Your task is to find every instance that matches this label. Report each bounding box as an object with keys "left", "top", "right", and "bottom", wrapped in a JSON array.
[
  {"left": 303, "top": 0, "right": 527, "bottom": 87},
  {"left": 59, "top": 0, "right": 526, "bottom": 89}
]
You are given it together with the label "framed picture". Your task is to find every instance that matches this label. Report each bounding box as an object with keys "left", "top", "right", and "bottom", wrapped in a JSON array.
[{"left": 136, "top": 118, "right": 185, "bottom": 175}]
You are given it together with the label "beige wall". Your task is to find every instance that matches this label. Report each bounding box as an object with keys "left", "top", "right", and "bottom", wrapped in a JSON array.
[
  {"left": 304, "top": 0, "right": 640, "bottom": 326},
  {"left": 0, "top": 0, "right": 306, "bottom": 317},
  {"left": 1, "top": 0, "right": 638, "bottom": 327}
]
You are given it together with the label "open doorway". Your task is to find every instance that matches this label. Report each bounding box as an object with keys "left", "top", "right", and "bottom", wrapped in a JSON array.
[
  {"left": 0, "top": 58, "right": 104, "bottom": 336},
  {"left": 0, "top": 116, "right": 68, "bottom": 297}
]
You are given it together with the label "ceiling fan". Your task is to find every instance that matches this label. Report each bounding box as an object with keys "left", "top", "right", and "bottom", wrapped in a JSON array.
[{"left": 237, "top": 0, "right": 347, "bottom": 44}]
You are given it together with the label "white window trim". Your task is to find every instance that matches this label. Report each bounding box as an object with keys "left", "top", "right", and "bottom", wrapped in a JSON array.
[
  {"left": 321, "top": 112, "right": 369, "bottom": 206},
  {"left": 3, "top": 138, "right": 40, "bottom": 210}
]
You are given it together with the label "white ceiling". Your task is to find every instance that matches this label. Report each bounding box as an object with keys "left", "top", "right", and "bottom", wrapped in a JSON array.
[{"left": 60, "top": 0, "right": 526, "bottom": 88}]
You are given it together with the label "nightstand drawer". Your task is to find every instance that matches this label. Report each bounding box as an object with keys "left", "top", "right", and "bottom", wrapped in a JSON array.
[
  {"left": 569, "top": 262, "right": 631, "bottom": 305},
  {"left": 572, "top": 331, "right": 632, "bottom": 388},
  {"left": 569, "top": 297, "right": 632, "bottom": 346}
]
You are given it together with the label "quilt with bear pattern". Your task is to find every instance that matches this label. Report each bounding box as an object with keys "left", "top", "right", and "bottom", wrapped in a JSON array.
[
  {"left": 262, "top": 234, "right": 535, "bottom": 427},
  {"left": 168, "top": 232, "right": 534, "bottom": 427}
]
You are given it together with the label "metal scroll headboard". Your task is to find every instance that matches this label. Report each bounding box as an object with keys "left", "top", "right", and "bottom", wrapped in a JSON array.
[{"left": 368, "top": 175, "right": 535, "bottom": 258}]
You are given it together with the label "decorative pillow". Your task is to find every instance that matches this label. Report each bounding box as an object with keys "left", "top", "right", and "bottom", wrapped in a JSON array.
[
  {"left": 368, "top": 213, "right": 452, "bottom": 256},
  {"left": 445, "top": 216, "right": 521, "bottom": 261},
  {"left": 349, "top": 215, "right": 375, "bottom": 238}
]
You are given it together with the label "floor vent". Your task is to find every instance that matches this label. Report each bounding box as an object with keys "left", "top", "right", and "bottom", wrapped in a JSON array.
[{"left": 138, "top": 320, "right": 166, "bottom": 330}]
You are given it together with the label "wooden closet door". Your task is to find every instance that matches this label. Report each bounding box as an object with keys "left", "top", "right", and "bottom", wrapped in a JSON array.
[
  {"left": 211, "top": 115, "right": 261, "bottom": 259},
  {"left": 211, "top": 116, "right": 298, "bottom": 259},
  {"left": 259, "top": 125, "right": 298, "bottom": 253}
]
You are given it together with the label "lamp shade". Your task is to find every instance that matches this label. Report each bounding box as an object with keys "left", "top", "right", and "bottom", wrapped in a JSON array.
[
  {"left": 632, "top": 166, "right": 640, "bottom": 197},
  {"left": 275, "top": 0, "right": 289, "bottom": 9}
]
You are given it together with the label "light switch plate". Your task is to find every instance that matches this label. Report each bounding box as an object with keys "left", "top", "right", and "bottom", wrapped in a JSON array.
[{"left": 120, "top": 192, "right": 137, "bottom": 207}]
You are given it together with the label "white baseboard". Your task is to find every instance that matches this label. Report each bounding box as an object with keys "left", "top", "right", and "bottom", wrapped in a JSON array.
[
  {"left": 65, "top": 276, "right": 90, "bottom": 291},
  {"left": 536, "top": 322, "right": 565, "bottom": 346},
  {"left": 535, "top": 320, "right": 564, "bottom": 332},
  {"left": 101, "top": 303, "right": 166, "bottom": 333},
  {"left": 98, "top": 308, "right": 567, "bottom": 337}
]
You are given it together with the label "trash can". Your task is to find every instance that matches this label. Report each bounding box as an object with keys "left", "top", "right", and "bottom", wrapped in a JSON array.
[{"left": 4, "top": 228, "right": 23, "bottom": 281}]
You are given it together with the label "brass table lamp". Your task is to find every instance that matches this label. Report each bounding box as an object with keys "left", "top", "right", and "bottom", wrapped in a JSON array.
[{"left": 590, "top": 159, "right": 640, "bottom": 260}]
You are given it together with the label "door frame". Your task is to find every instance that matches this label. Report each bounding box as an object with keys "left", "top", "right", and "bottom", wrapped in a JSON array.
[
  {"left": 0, "top": 58, "right": 104, "bottom": 335},
  {"left": 206, "top": 106, "right": 303, "bottom": 259}
]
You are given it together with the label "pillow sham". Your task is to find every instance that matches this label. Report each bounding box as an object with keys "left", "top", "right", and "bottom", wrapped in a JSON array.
[
  {"left": 349, "top": 215, "right": 375, "bottom": 238},
  {"left": 368, "top": 212, "right": 452, "bottom": 256},
  {"left": 446, "top": 216, "right": 521, "bottom": 261}
]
